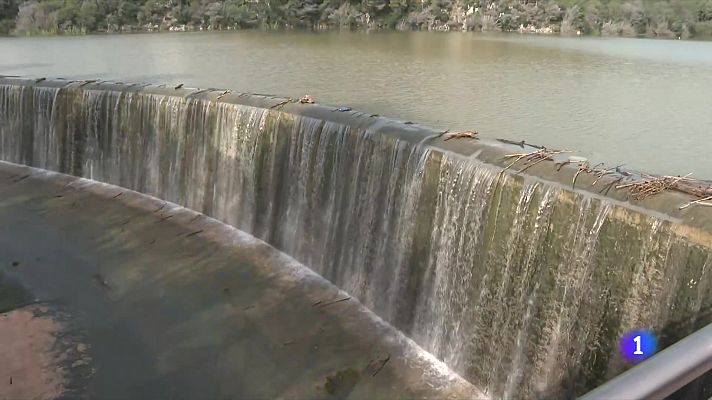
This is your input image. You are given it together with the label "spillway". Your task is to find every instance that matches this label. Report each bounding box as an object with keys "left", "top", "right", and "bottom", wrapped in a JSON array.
[{"left": 2, "top": 77, "right": 712, "bottom": 398}]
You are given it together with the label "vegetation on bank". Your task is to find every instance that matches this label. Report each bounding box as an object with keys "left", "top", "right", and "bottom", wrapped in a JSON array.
[{"left": 2, "top": 0, "right": 712, "bottom": 39}]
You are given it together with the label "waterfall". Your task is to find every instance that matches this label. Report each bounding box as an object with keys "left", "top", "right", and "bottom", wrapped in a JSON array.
[{"left": 2, "top": 81, "right": 712, "bottom": 398}]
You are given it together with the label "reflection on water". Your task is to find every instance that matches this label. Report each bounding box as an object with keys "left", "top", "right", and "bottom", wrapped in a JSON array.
[{"left": 2, "top": 31, "right": 712, "bottom": 177}]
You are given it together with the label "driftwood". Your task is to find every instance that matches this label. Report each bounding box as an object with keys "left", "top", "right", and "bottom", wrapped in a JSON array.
[
  {"left": 269, "top": 98, "right": 293, "bottom": 109},
  {"left": 443, "top": 130, "right": 478, "bottom": 141},
  {"left": 298, "top": 94, "right": 315, "bottom": 104},
  {"left": 680, "top": 195, "right": 712, "bottom": 210},
  {"left": 616, "top": 174, "right": 693, "bottom": 201},
  {"left": 312, "top": 296, "right": 350, "bottom": 308},
  {"left": 79, "top": 79, "right": 98, "bottom": 87},
  {"left": 497, "top": 138, "right": 712, "bottom": 208},
  {"left": 503, "top": 147, "right": 571, "bottom": 173},
  {"left": 572, "top": 160, "right": 589, "bottom": 189},
  {"left": 497, "top": 138, "right": 545, "bottom": 149},
  {"left": 672, "top": 179, "right": 712, "bottom": 198}
]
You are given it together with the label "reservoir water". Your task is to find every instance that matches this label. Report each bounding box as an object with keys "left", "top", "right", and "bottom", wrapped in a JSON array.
[{"left": 1, "top": 30, "right": 712, "bottom": 177}]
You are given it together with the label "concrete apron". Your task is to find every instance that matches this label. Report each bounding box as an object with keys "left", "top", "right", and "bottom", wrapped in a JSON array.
[{"left": 0, "top": 161, "right": 484, "bottom": 400}]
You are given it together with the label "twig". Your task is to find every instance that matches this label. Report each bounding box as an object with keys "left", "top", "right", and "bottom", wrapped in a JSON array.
[
  {"left": 599, "top": 176, "right": 624, "bottom": 196},
  {"left": 518, "top": 149, "right": 571, "bottom": 173},
  {"left": 217, "top": 90, "right": 232, "bottom": 100},
  {"left": 371, "top": 355, "right": 391, "bottom": 377},
  {"left": 497, "top": 138, "right": 545, "bottom": 149},
  {"left": 503, "top": 149, "right": 544, "bottom": 171},
  {"left": 572, "top": 161, "right": 588, "bottom": 190},
  {"left": 679, "top": 195, "right": 712, "bottom": 210},
  {"left": 269, "top": 98, "right": 293, "bottom": 109},
  {"left": 312, "top": 296, "right": 351, "bottom": 308},
  {"left": 502, "top": 148, "right": 570, "bottom": 172}
]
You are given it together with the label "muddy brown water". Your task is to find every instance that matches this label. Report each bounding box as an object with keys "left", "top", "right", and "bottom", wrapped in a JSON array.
[{"left": 2, "top": 31, "right": 712, "bottom": 177}]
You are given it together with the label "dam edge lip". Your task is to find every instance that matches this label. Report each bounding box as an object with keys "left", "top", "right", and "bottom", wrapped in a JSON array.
[{"left": 2, "top": 76, "right": 711, "bottom": 234}]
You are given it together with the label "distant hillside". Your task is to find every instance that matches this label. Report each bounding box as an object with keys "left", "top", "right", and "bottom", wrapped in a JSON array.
[{"left": 2, "top": 0, "right": 712, "bottom": 39}]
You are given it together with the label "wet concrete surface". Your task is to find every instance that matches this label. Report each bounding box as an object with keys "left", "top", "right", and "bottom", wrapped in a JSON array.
[
  {"left": 0, "top": 305, "right": 70, "bottom": 400},
  {"left": 0, "top": 161, "right": 483, "bottom": 400}
]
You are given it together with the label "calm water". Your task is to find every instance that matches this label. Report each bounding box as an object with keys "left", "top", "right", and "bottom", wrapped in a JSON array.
[{"left": 2, "top": 31, "right": 712, "bottom": 177}]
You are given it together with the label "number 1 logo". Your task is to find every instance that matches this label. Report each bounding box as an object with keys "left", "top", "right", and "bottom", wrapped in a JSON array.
[
  {"left": 620, "top": 330, "right": 657, "bottom": 363},
  {"left": 633, "top": 335, "right": 643, "bottom": 355}
]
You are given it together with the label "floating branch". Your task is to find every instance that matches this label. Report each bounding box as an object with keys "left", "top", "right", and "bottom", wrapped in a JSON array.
[
  {"left": 502, "top": 147, "right": 571, "bottom": 173},
  {"left": 79, "top": 79, "right": 98, "bottom": 87},
  {"left": 599, "top": 176, "right": 625, "bottom": 196},
  {"left": 679, "top": 195, "right": 712, "bottom": 210},
  {"left": 189, "top": 89, "right": 210, "bottom": 96},
  {"left": 443, "top": 130, "right": 478, "bottom": 141},
  {"left": 269, "top": 98, "right": 293, "bottom": 109},
  {"left": 568, "top": 161, "right": 634, "bottom": 191},
  {"left": 503, "top": 148, "right": 545, "bottom": 171},
  {"left": 591, "top": 165, "right": 618, "bottom": 186},
  {"left": 572, "top": 160, "right": 589, "bottom": 189},
  {"left": 497, "top": 138, "right": 545, "bottom": 149},
  {"left": 217, "top": 90, "right": 232, "bottom": 100},
  {"left": 671, "top": 179, "right": 712, "bottom": 198},
  {"left": 616, "top": 174, "right": 693, "bottom": 200},
  {"left": 502, "top": 140, "right": 712, "bottom": 207}
]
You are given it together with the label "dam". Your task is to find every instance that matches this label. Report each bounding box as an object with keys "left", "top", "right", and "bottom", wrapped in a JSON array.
[{"left": 2, "top": 77, "right": 712, "bottom": 398}]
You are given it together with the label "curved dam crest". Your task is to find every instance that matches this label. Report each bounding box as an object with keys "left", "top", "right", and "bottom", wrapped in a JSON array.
[
  {"left": 2, "top": 78, "right": 712, "bottom": 398},
  {"left": 0, "top": 161, "right": 478, "bottom": 399}
]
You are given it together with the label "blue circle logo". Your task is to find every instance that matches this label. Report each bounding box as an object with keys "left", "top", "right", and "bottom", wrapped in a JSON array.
[{"left": 619, "top": 330, "right": 657, "bottom": 363}]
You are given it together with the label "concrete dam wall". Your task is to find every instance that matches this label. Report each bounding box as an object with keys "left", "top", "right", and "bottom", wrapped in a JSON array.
[
  {"left": 2, "top": 77, "right": 712, "bottom": 398},
  {"left": 0, "top": 161, "right": 479, "bottom": 399}
]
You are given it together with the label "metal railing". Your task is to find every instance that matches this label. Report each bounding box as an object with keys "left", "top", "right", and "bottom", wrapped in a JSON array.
[{"left": 580, "top": 323, "right": 712, "bottom": 400}]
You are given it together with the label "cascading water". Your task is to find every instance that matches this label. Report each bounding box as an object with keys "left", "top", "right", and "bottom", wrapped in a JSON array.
[{"left": 3, "top": 81, "right": 712, "bottom": 398}]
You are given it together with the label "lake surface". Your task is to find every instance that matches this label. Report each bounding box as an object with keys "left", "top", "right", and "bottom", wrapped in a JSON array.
[{"left": 2, "top": 31, "right": 712, "bottom": 177}]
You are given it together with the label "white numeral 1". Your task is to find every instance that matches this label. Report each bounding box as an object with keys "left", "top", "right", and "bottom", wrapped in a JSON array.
[{"left": 633, "top": 335, "right": 644, "bottom": 355}]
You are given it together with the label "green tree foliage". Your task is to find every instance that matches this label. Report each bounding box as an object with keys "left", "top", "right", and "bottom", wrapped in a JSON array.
[
  {"left": 0, "top": 0, "right": 18, "bottom": 32},
  {"left": 3, "top": 0, "right": 712, "bottom": 39}
]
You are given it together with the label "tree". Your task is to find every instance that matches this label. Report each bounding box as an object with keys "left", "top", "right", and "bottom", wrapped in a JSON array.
[
  {"left": 0, "top": 0, "right": 18, "bottom": 33},
  {"left": 0, "top": 0, "right": 709, "bottom": 37},
  {"left": 583, "top": 0, "right": 603, "bottom": 34},
  {"left": 77, "top": 0, "right": 98, "bottom": 30},
  {"left": 621, "top": 0, "right": 647, "bottom": 34},
  {"left": 560, "top": 4, "right": 584, "bottom": 34},
  {"left": 117, "top": 0, "right": 140, "bottom": 25},
  {"left": 15, "top": 0, "right": 56, "bottom": 33},
  {"left": 699, "top": 0, "right": 712, "bottom": 21}
]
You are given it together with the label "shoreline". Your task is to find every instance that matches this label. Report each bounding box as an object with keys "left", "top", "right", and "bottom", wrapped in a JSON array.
[{"left": 1, "top": 26, "right": 706, "bottom": 41}]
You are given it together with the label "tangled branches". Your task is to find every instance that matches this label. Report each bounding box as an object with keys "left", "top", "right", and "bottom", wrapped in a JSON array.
[
  {"left": 497, "top": 141, "right": 712, "bottom": 209},
  {"left": 502, "top": 147, "right": 572, "bottom": 173},
  {"left": 616, "top": 174, "right": 693, "bottom": 201}
]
